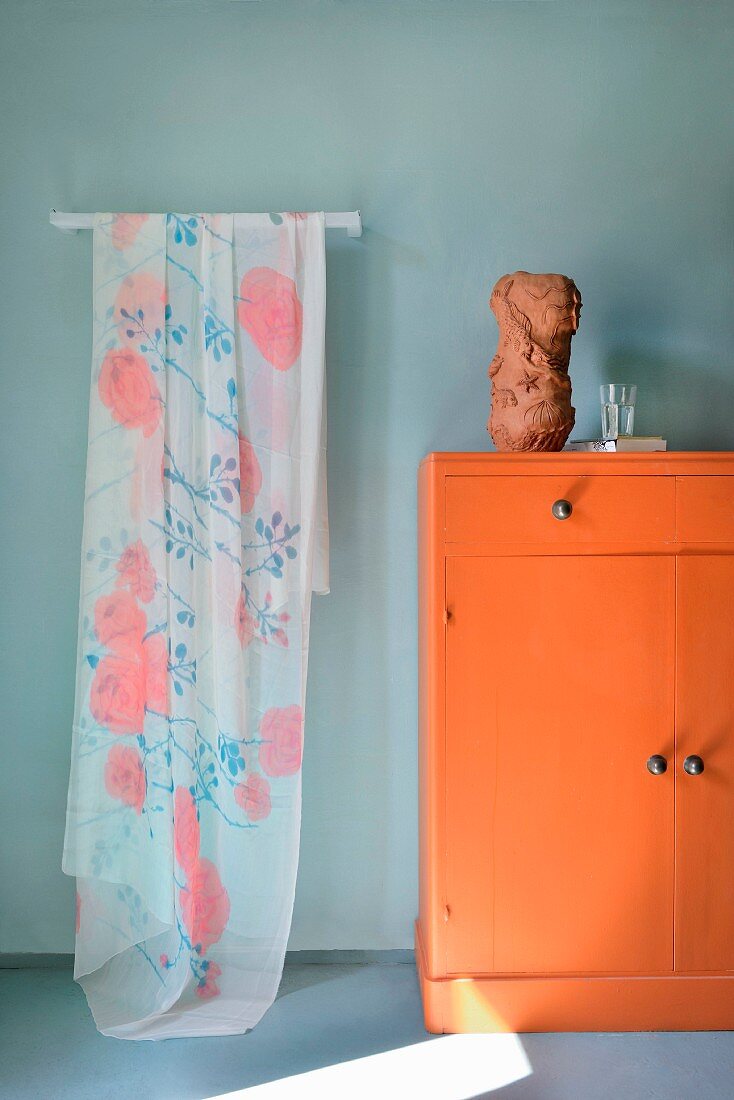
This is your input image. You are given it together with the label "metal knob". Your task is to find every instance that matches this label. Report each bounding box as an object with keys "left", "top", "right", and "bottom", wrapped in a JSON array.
[
  {"left": 552, "top": 499, "right": 573, "bottom": 521},
  {"left": 683, "top": 755, "right": 704, "bottom": 776},
  {"left": 647, "top": 754, "right": 667, "bottom": 775}
]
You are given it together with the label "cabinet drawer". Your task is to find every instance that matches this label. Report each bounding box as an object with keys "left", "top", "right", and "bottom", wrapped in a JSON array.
[
  {"left": 445, "top": 475, "right": 675, "bottom": 544},
  {"left": 677, "top": 477, "right": 734, "bottom": 542}
]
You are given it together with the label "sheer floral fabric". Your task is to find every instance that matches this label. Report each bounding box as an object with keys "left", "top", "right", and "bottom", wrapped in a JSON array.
[{"left": 63, "top": 212, "right": 328, "bottom": 1039}]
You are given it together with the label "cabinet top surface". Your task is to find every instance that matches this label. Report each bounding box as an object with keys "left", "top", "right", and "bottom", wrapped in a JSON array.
[{"left": 421, "top": 452, "right": 734, "bottom": 475}]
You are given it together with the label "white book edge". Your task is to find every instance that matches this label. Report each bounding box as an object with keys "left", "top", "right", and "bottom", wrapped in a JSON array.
[{"left": 565, "top": 439, "right": 667, "bottom": 452}]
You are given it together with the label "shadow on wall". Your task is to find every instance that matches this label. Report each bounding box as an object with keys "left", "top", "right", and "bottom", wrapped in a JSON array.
[{"left": 297, "top": 226, "right": 398, "bottom": 944}]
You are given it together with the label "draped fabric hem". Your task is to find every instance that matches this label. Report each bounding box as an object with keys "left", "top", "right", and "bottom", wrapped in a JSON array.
[{"left": 66, "top": 873, "right": 172, "bottom": 982}]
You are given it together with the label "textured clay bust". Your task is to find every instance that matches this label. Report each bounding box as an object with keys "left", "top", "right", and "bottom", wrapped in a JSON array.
[{"left": 488, "top": 271, "right": 581, "bottom": 452}]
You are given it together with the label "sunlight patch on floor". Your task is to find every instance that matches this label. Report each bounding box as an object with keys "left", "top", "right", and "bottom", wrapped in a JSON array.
[{"left": 211, "top": 1033, "right": 532, "bottom": 1099}]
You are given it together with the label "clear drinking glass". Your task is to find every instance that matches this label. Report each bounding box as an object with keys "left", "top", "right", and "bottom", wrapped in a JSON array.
[{"left": 600, "top": 384, "right": 637, "bottom": 440}]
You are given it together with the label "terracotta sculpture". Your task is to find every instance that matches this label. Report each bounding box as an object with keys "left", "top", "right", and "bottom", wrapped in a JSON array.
[{"left": 487, "top": 271, "right": 581, "bottom": 452}]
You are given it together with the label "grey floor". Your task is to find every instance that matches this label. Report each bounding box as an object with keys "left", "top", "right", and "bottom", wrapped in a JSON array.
[{"left": 1, "top": 963, "right": 734, "bottom": 1099}]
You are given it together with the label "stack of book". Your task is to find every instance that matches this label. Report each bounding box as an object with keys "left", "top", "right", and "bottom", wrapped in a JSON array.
[{"left": 565, "top": 436, "right": 667, "bottom": 453}]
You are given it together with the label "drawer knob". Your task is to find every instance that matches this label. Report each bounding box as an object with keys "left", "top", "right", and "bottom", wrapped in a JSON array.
[
  {"left": 647, "top": 754, "right": 667, "bottom": 775},
  {"left": 683, "top": 754, "right": 704, "bottom": 776},
  {"left": 551, "top": 499, "right": 573, "bottom": 520}
]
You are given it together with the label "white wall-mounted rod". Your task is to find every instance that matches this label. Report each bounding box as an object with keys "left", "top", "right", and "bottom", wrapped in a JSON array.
[{"left": 50, "top": 209, "right": 362, "bottom": 238}]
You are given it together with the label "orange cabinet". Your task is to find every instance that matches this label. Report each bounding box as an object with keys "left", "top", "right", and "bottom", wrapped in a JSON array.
[
  {"left": 417, "top": 453, "right": 734, "bottom": 1033},
  {"left": 676, "top": 556, "right": 734, "bottom": 973}
]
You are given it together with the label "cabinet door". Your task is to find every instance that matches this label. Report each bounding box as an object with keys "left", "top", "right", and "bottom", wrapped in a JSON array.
[
  {"left": 676, "top": 556, "right": 734, "bottom": 971},
  {"left": 445, "top": 555, "right": 675, "bottom": 976}
]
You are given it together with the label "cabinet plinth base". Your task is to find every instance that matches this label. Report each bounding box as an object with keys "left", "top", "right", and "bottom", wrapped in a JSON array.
[{"left": 415, "top": 922, "right": 734, "bottom": 1033}]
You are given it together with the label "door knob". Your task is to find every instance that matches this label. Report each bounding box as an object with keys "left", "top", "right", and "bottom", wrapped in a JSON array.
[
  {"left": 646, "top": 754, "right": 667, "bottom": 775},
  {"left": 683, "top": 755, "right": 704, "bottom": 776},
  {"left": 552, "top": 499, "right": 573, "bottom": 520}
]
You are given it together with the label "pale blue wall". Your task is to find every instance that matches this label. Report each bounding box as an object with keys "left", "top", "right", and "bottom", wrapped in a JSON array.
[{"left": 1, "top": 0, "right": 732, "bottom": 952}]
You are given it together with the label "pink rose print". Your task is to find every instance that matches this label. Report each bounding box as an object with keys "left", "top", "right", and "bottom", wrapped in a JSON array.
[
  {"left": 114, "top": 272, "right": 166, "bottom": 344},
  {"left": 111, "top": 214, "right": 149, "bottom": 251},
  {"left": 235, "top": 592, "right": 255, "bottom": 648},
  {"left": 235, "top": 772, "right": 271, "bottom": 822},
  {"left": 238, "top": 433, "right": 262, "bottom": 513},
  {"left": 90, "top": 654, "right": 146, "bottom": 735},
  {"left": 94, "top": 591, "right": 146, "bottom": 656},
  {"left": 104, "top": 744, "right": 146, "bottom": 814},
  {"left": 174, "top": 786, "right": 200, "bottom": 875},
  {"left": 142, "top": 632, "right": 168, "bottom": 714},
  {"left": 115, "top": 540, "right": 156, "bottom": 603},
  {"left": 237, "top": 267, "right": 303, "bottom": 371},
  {"left": 195, "top": 960, "right": 222, "bottom": 1000},
  {"left": 75, "top": 892, "right": 81, "bottom": 934},
  {"left": 99, "top": 347, "right": 162, "bottom": 438},
  {"left": 180, "top": 858, "right": 230, "bottom": 955},
  {"left": 259, "top": 705, "right": 303, "bottom": 777}
]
